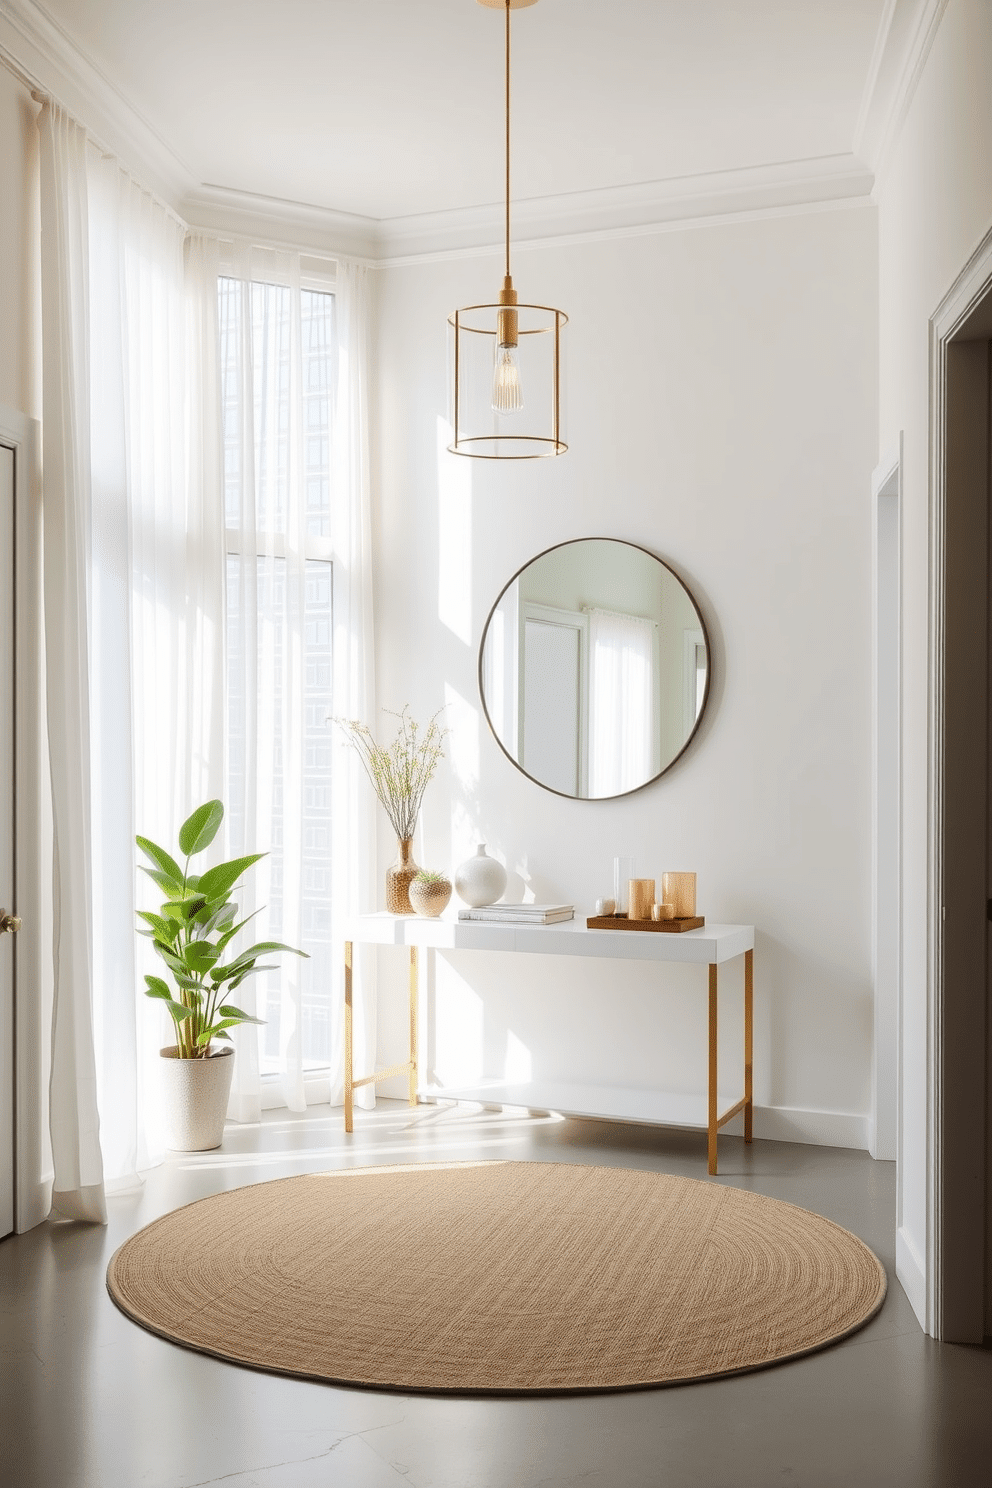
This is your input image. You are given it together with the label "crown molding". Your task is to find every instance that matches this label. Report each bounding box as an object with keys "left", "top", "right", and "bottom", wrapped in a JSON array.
[
  {"left": 3, "top": 0, "right": 881, "bottom": 263},
  {"left": 0, "top": 0, "right": 191, "bottom": 206},
  {"left": 181, "top": 184, "right": 380, "bottom": 262},
  {"left": 372, "top": 155, "right": 874, "bottom": 263},
  {"left": 854, "top": 0, "right": 951, "bottom": 181},
  {"left": 185, "top": 156, "right": 875, "bottom": 267}
]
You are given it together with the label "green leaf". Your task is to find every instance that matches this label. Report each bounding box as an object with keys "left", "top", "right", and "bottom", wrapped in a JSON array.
[
  {"left": 214, "top": 910, "right": 260, "bottom": 956},
  {"left": 135, "top": 836, "right": 183, "bottom": 885},
  {"left": 228, "top": 963, "right": 279, "bottom": 989},
  {"left": 229, "top": 940, "right": 310, "bottom": 971},
  {"left": 185, "top": 941, "right": 220, "bottom": 974},
  {"left": 143, "top": 975, "right": 172, "bottom": 1000},
  {"left": 178, "top": 800, "right": 224, "bottom": 857},
  {"left": 217, "top": 1003, "right": 254, "bottom": 1019},
  {"left": 137, "top": 910, "right": 177, "bottom": 942},
  {"left": 163, "top": 1000, "right": 195, "bottom": 1022},
  {"left": 195, "top": 854, "right": 265, "bottom": 903},
  {"left": 142, "top": 867, "right": 190, "bottom": 899},
  {"left": 197, "top": 1013, "right": 264, "bottom": 1044},
  {"left": 193, "top": 901, "right": 237, "bottom": 935},
  {"left": 211, "top": 1029, "right": 232, "bottom": 1041},
  {"left": 154, "top": 947, "right": 206, "bottom": 995},
  {"left": 155, "top": 880, "right": 201, "bottom": 904}
]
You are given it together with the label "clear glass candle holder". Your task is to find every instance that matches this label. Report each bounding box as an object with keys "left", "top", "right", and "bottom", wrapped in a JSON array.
[{"left": 613, "top": 857, "right": 634, "bottom": 914}]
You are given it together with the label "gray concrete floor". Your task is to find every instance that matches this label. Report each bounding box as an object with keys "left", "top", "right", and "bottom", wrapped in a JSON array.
[{"left": 1, "top": 1100, "right": 990, "bottom": 1488}]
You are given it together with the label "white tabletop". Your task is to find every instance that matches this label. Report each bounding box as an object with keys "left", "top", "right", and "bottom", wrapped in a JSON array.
[{"left": 348, "top": 912, "right": 754, "bottom": 965}]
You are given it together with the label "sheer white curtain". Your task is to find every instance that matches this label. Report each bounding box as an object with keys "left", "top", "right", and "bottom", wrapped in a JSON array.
[
  {"left": 328, "top": 260, "right": 377, "bottom": 1111},
  {"left": 221, "top": 248, "right": 377, "bottom": 1118},
  {"left": 37, "top": 103, "right": 377, "bottom": 1212},
  {"left": 38, "top": 104, "right": 225, "bottom": 1216},
  {"left": 587, "top": 608, "right": 657, "bottom": 798},
  {"left": 38, "top": 102, "right": 106, "bottom": 1222}
]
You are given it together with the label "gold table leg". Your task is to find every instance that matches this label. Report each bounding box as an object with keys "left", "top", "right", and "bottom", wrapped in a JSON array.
[
  {"left": 409, "top": 946, "right": 419, "bottom": 1106},
  {"left": 744, "top": 947, "right": 753, "bottom": 1144},
  {"left": 708, "top": 962, "right": 718, "bottom": 1175},
  {"left": 344, "top": 940, "right": 354, "bottom": 1134}
]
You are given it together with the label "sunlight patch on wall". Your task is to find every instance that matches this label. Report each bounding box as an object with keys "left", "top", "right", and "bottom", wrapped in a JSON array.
[
  {"left": 436, "top": 416, "right": 472, "bottom": 643},
  {"left": 445, "top": 681, "right": 479, "bottom": 793}
]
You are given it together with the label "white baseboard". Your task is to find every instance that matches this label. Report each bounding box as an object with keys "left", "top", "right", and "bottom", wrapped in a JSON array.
[
  {"left": 715, "top": 1103, "right": 870, "bottom": 1151},
  {"left": 374, "top": 1075, "right": 872, "bottom": 1153},
  {"left": 896, "top": 1225, "right": 927, "bottom": 1330}
]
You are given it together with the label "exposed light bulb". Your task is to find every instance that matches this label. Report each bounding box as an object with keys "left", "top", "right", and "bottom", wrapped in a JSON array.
[{"left": 492, "top": 343, "right": 523, "bottom": 414}]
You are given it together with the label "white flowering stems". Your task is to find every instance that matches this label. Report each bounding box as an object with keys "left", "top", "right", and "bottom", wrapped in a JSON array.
[
  {"left": 334, "top": 706, "right": 448, "bottom": 841},
  {"left": 136, "top": 799, "right": 308, "bottom": 1059}
]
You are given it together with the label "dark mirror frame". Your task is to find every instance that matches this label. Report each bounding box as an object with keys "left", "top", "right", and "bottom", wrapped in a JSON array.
[{"left": 477, "top": 537, "right": 712, "bottom": 802}]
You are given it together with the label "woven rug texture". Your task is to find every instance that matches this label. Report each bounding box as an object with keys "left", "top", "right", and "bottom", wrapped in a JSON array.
[{"left": 107, "top": 1160, "right": 887, "bottom": 1393}]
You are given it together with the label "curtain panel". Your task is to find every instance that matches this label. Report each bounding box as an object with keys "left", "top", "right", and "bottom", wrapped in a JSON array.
[
  {"left": 587, "top": 608, "right": 657, "bottom": 798},
  {"left": 36, "top": 99, "right": 377, "bottom": 1221},
  {"left": 220, "top": 246, "right": 377, "bottom": 1119}
]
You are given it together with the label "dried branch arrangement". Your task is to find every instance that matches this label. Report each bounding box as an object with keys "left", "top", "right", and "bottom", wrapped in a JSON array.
[{"left": 334, "top": 706, "right": 448, "bottom": 839}]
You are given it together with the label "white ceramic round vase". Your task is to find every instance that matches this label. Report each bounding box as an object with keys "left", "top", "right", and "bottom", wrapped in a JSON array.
[
  {"left": 454, "top": 844, "right": 507, "bottom": 908},
  {"left": 159, "top": 1044, "right": 235, "bottom": 1151}
]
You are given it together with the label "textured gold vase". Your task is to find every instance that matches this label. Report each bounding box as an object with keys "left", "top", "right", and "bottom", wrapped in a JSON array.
[
  {"left": 409, "top": 877, "right": 453, "bottom": 918},
  {"left": 386, "top": 838, "right": 419, "bottom": 915}
]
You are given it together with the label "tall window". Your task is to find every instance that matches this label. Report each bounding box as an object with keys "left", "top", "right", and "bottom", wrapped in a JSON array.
[{"left": 219, "top": 275, "right": 336, "bottom": 1075}]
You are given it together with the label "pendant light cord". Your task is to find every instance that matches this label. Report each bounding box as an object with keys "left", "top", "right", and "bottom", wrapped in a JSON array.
[{"left": 505, "top": 0, "right": 511, "bottom": 281}]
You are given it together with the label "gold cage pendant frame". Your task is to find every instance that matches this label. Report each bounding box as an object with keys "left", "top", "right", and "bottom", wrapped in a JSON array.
[
  {"left": 448, "top": 300, "right": 567, "bottom": 459},
  {"left": 448, "top": 0, "right": 567, "bottom": 460}
]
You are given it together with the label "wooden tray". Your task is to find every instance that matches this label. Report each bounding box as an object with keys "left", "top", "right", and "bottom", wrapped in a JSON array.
[{"left": 586, "top": 914, "right": 705, "bottom": 933}]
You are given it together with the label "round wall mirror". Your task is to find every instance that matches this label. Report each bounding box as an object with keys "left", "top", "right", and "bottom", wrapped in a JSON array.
[{"left": 479, "top": 538, "right": 711, "bottom": 800}]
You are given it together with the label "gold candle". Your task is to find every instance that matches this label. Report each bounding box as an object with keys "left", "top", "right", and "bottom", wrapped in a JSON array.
[
  {"left": 661, "top": 872, "right": 696, "bottom": 919},
  {"left": 627, "top": 879, "right": 656, "bottom": 921},
  {"left": 652, "top": 902, "right": 675, "bottom": 921}
]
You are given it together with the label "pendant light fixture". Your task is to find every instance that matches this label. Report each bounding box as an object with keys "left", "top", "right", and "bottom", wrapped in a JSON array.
[{"left": 448, "top": 0, "right": 567, "bottom": 459}]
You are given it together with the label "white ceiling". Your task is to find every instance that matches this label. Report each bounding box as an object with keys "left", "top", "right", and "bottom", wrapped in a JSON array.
[{"left": 2, "top": 0, "right": 937, "bottom": 254}]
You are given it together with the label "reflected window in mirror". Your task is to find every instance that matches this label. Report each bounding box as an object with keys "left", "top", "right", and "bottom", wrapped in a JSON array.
[{"left": 479, "top": 539, "right": 711, "bottom": 800}]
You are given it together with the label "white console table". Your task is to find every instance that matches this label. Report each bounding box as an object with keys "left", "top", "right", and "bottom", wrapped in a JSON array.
[{"left": 343, "top": 915, "right": 754, "bottom": 1174}]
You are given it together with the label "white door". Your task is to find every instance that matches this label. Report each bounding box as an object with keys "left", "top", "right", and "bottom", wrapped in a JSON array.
[
  {"left": 1, "top": 443, "right": 14, "bottom": 1239},
  {"left": 522, "top": 617, "right": 582, "bottom": 796}
]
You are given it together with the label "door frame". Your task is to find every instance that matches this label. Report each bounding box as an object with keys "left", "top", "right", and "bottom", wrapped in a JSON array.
[
  {"left": 0, "top": 403, "right": 49, "bottom": 1232},
  {"left": 927, "top": 226, "right": 992, "bottom": 1340},
  {"left": 871, "top": 437, "right": 901, "bottom": 1167}
]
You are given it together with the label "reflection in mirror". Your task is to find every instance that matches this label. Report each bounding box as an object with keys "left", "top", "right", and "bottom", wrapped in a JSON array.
[{"left": 480, "top": 539, "right": 710, "bottom": 800}]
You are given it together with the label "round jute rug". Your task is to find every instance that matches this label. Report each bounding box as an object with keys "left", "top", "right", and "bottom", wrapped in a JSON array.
[{"left": 107, "top": 1161, "right": 886, "bottom": 1394}]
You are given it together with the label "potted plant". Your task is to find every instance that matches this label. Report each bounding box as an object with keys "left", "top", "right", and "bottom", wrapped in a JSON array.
[
  {"left": 334, "top": 706, "right": 448, "bottom": 914},
  {"left": 409, "top": 869, "right": 453, "bottom": 918},
  {"left": 136, "top": 799, "right": 307, "bottom": 1151}
]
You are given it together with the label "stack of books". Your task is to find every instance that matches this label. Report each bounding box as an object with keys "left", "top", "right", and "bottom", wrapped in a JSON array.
[{"left": 457, "top": 903, "right": 574, "bottom": 926}]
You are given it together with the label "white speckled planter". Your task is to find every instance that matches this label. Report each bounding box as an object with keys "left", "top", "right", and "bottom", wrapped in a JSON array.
[{"left": 159, "top": 1045, "right": 235, "bottom": 1152}]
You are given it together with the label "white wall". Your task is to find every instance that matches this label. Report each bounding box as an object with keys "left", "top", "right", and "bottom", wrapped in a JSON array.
[
  {"left": 372, "top": 204, "right": 878, "bottom": 1145},
  {"left": 876, "top": 0, "right": 992, "bottom": 1327}
]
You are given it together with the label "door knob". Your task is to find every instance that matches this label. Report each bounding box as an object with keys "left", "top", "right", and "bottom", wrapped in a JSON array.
[{"left": 0, "top": 909, "right": 21, "bottom": 935}]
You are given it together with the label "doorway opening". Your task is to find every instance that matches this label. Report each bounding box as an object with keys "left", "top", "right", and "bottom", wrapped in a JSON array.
[{"left": 930, "top": 240, "right": 992, "bottom": 1342}]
